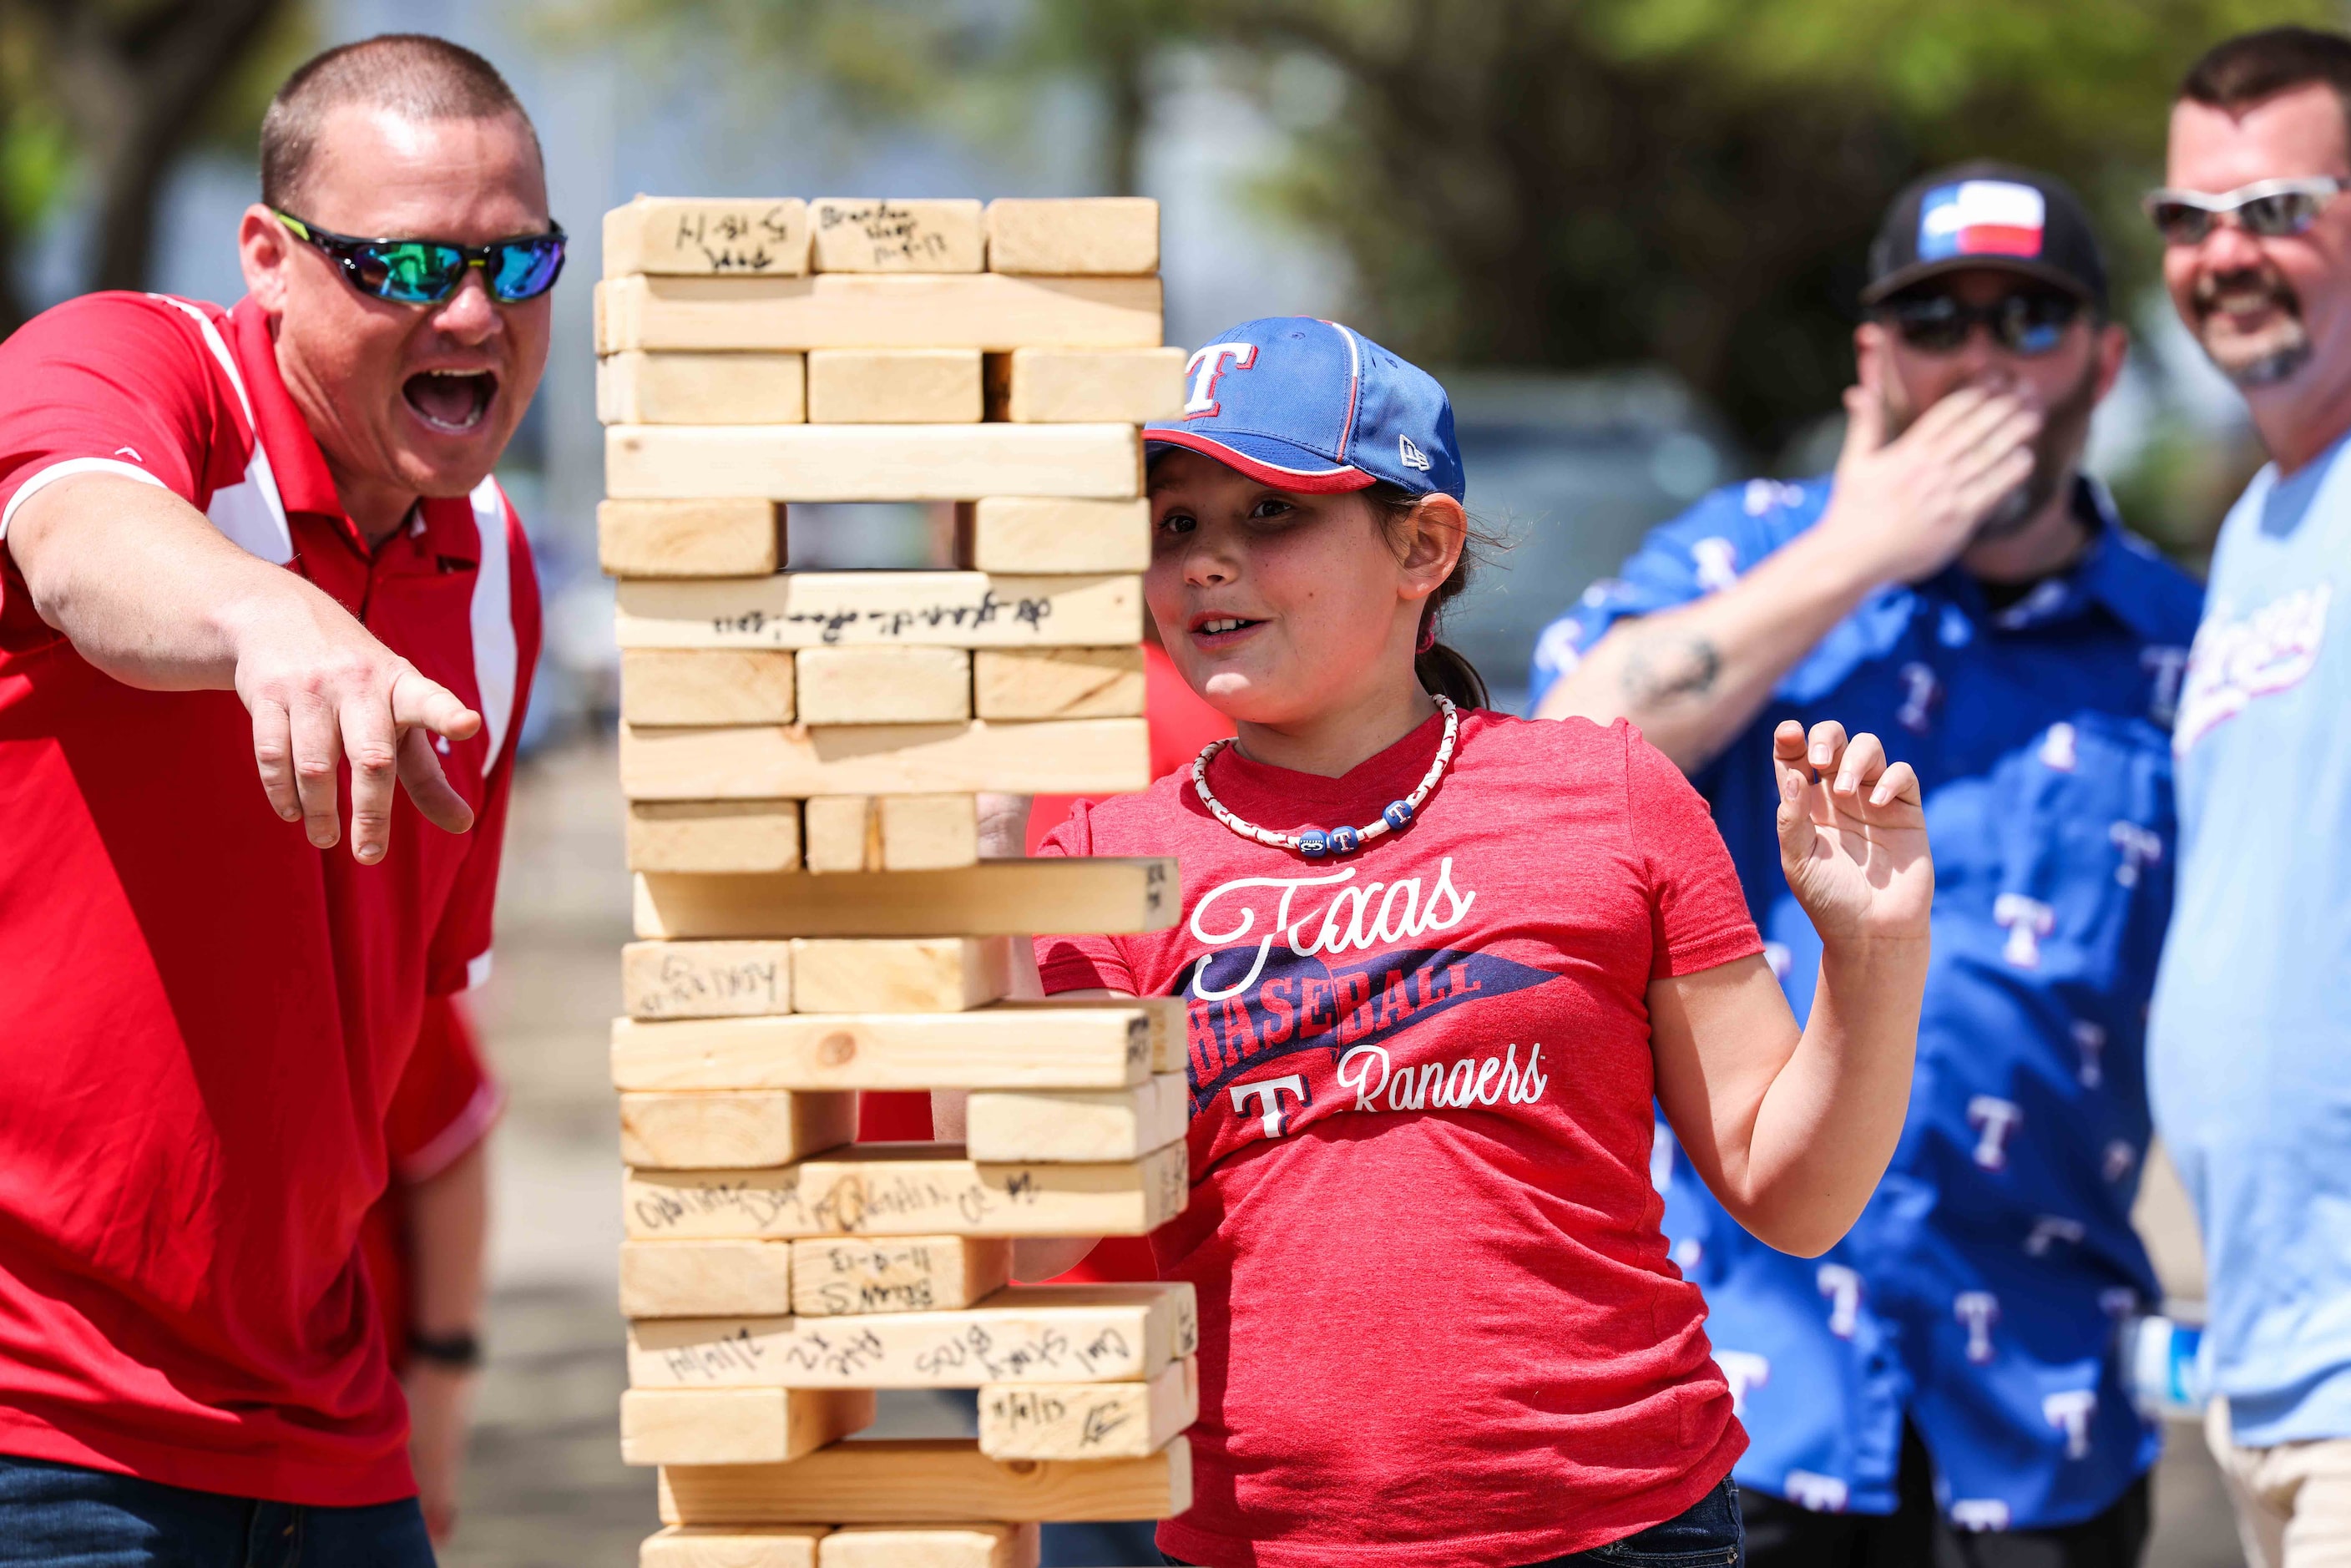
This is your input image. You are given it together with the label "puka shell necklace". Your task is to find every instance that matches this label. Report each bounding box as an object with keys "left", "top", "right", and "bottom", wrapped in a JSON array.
[{"left": 1190, "top": 695, "right": 1459, "bottom": 858}]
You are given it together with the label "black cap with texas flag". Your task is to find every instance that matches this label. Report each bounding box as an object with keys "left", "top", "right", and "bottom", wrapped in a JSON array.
[{"left": 1863, "top": 159, "right": 2110, "bottom": 313}]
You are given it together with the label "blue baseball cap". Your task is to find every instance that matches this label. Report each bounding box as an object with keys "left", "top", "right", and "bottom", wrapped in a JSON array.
[{"left": 1145, "top": 316, "right": 1465, "bottom": 501}]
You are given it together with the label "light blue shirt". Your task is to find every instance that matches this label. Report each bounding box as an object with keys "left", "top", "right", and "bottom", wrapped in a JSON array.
[{"left": 2149, "top": 432, "right": 2351, "bottom": 1448}]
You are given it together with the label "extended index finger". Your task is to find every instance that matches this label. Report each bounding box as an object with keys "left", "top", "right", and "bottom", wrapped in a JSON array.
[{"left": 390, "top": 668, "right": 482, "bottom": 742}]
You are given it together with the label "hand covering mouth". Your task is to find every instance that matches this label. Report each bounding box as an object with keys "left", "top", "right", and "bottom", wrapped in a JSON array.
[{"left": 403, "top": 368, "right": 497, "bottom": 432}]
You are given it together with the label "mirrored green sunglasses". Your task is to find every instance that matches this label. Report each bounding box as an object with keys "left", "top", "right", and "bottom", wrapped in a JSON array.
[{"left": 275, "top": 210, "right": 567, "bottom": 304}]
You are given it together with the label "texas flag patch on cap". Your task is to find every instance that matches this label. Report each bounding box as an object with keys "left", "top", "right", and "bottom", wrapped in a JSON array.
[{"left": 1919, "top": 180, "right": 2046, "bottom": 260}]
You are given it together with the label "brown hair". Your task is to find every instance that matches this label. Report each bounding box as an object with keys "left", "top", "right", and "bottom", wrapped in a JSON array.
[
  {"left": 260, "top": 33, "right": 541, "bottom": 211},
  {"left": 2179, "top": 25, "right": 2351, "bottom": 124},
  {"left": 1363, "top": 481, "right": 1495, "bottom": 711}
]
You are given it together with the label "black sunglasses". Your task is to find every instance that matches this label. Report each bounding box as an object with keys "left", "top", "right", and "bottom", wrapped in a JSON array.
[
  {"left": 1878, "top": 289, "right": 2083, "bottom": 357},
  {"left": 275, "top": 210, "right": 567, "bottom": 305}
]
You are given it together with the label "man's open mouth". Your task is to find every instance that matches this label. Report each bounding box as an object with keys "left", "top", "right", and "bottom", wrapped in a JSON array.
[{"left": 403, "top": 368, "right": 498, "bottom": 434}]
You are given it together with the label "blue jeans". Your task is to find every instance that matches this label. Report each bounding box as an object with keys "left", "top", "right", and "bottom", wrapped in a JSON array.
[
  {"left": 1164, "top": 1476, "right": 1745, "bottom": 1566},
  {"left": 0, "top": 1454, "right": 434, "bottom": 1567}
]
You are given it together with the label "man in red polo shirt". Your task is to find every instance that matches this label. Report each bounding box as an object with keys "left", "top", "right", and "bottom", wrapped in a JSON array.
[{"left": 0, "top": 33, "right": 552, "bottom": 1561}]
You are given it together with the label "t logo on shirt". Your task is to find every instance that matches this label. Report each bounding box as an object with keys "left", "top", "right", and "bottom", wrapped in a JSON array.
[{"left": 1230, "top": 1075, "right": 1307, "bottom": 1138}]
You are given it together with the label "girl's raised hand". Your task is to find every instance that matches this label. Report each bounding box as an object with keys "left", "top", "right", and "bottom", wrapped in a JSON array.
[{"left": 1773, "top": 719, "right": 1933, "bottom": 946}]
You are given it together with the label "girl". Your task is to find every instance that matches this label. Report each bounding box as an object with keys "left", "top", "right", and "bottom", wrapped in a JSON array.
[{"left": 944, "top": 317, "right": 1930, "bottom": 1568}]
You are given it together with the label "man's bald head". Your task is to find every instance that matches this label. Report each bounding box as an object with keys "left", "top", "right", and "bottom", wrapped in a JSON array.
[{"left": 260, "top": 33, "right": 542, "bottom": 215}]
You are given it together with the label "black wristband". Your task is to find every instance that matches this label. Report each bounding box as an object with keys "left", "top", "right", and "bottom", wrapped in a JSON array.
[{"left": 406, "top": 1328, "right": 482, "bottom": 1370}]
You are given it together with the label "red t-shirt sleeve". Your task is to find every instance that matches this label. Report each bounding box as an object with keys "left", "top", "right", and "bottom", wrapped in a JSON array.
[
  {"left": 1030, "top": 800, "right": 1140, "bottom": 995},
  {"left": 1622, "top": 722, "right": 1764, "bottom": 980},
  {"left": 384, "top": 995, "right": 502, "bottom": 1183}
]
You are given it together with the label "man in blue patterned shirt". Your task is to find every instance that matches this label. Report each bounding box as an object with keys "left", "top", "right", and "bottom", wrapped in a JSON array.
[{"left": 1532, "top": 163, "right": 2202, "bottom": 1565}]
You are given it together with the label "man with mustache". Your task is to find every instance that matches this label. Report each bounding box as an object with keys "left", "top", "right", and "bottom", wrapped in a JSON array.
[
  {"left": 2146, "top": 26, "right": 2351, "bottom": 1568},
  {"left": 1532, "top": 164, "right": 2201, "bottom": 1563},
  {"left": 0, "top": 33, "right": 550, "bottom": 1561}
]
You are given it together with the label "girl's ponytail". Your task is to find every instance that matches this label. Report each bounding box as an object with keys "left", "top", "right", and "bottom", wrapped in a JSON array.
[{"left": 1370, "top": 482, "right": 1494, "bottom": 711}]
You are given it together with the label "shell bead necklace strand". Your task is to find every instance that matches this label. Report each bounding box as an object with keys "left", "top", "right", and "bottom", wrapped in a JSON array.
[{"left": 1190, "top": 695, "right": 1459, "bottom": 858}]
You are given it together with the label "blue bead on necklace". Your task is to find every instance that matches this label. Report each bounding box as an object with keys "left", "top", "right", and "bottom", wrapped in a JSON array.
[{"left": 1191, "top": 696, "right": 1460, "bottom": 858}]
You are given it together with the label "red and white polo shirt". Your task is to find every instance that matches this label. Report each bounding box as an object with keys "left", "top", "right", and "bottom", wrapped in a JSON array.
[{"left": 0, "top": 291, "right": 540, "bottom": 1505}]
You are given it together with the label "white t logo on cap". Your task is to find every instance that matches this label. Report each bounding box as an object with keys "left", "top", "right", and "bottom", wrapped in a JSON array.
[
  {"left": 1398, "top": 433, "right": 1432, "bottom": 472},
  {"left": 1183, "top": 342, "right": 1256, "bottom": 417}
]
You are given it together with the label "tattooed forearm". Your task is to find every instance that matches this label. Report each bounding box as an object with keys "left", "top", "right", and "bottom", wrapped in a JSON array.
[{"left": 1620, "top": 633, "right": 1723, "bottom": 707}]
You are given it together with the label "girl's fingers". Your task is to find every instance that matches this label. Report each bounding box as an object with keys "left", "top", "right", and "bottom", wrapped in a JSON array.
[
  {"left": 1870, "top": 759, "right": 1924, "bottom": 808},
  {"left": 1833, "top": 731, "right": 1887, "bottom": 797},
  {"left": 1806, "top": 719, "right": 1848, "bottom": 772},
  {"left": 1776, "top": 743, "right": 1818, "bottom": 865}
]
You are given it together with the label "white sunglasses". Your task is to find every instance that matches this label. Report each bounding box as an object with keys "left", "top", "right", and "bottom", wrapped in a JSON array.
[{"left": 2142, "top": 176, "right": 2349, "bottom": 245}]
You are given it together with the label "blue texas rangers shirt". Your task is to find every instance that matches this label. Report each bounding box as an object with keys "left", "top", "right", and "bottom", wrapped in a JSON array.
[{"left": 1529, "top": 475, "right": 2203, "bottom": 1530}]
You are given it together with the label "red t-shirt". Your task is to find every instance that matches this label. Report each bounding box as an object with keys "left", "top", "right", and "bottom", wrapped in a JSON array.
[
  {"left": 1037, "top": 711, "right": 1759, "bottom": 1568},
  {"left": 0, "top": 292, "right": 539, "bottom": 1504}
]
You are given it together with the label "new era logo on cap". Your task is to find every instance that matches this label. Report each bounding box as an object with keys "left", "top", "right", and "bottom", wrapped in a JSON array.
[{"left": 1920, "top": 180, "right": 2046, "bottom": 261}]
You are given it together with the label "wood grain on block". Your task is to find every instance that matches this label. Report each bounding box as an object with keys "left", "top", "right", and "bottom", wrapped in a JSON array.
[
  {"left": 622, "top": 1239, "right": 795, "bottom": 1319},
  {"left": 594, "top": 275, "right": 1160, "bottom": 354},
  {"left": 811, "top": 200, "right": 984, "bottom": 273},
  {"left": 600, "top": 500, "right": 786, "bottom": 579},
  {"left": 1000, "top": 348, "right": 1185, "bottom": 423},
  {"left": 978, "top": 1356, "right": 1198, "bottom": 1461},
  {"left": 984, "top": 199, "right": 1159, "bottom": 276},
  {"left": 796, "top": 647, "right": 971, "bottom": 726},
  {"left": 624, "top": 941, "right": 793, "bottom": 1020},
  {"left": 972, "top": 647, "right": 1144, "bottom": 721},
  {"left": 878, "top": 794, "right": 979, "bottom": 871},
  {"left": 799, "top": 796, "right": 875, "bottom": 875},
  {"left": 622, "top": 1143, "right": 1189, "bottom": 1239},
  {"left": 628, "top": 802, "right": 802, "bottom": 875},
  {"left": 631, "top": 857, "right": 1176, "bottom": 940},
  {"left": 615, "top": 572, "right": 1140, "bottom": 654},
  {"left": 657, "top": 1436, "right": 1193, "bottom": 1525},
  {"left": 611, "top": 1004, "right": 1154, "bottom": 1093},
  {"left": 600, "top": 352, "right": 806, "bottom": 426},
  {"left": 642, "top": 1525, "right": 831, "bottom": 1568},
  {"left": 791, "top": 937, "right": 1010, "bottom": 1015},
  {"left": 624, "top": 650, "right": 798, "bottom": 727},
  {"left": 820, "top": 1524, "right": 1037, "bottom": 1568},
  {"left": 619, "top": 1090, "right": 858, "bottom": 1170},
  {"left": 619, "top": 719, "right": 1149, "bottom": 802},
  {"left": 606, "top": 423, "right": 1141, "bottom": 503},
  {"left": 625, "top": 1282, "right": 1195, "bottom": 1389},
  {"left": 789, "top": 1237, "right": 1012, "bottom": 1317},
  {"left": 963, "top": 1072, "right": 1187, "bottom": 1164},
  {"left": 959, "top": 498, "right": 1150, "bottom": 574},
  {"left": 621, "top": 1386, "right": 873, "bottom": 1467},
  {"left": 806, "top": 350, "right": 982, "bottom": 424},
  {"left": 604, "top": 198, "right": 810, "bottom": 278}
]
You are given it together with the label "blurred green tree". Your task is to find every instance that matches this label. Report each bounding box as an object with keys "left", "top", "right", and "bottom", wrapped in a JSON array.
[
  {"left": 582, "top": 0, "right": 2331, "bottom": 453},
  {"left": 0, "top": 0, "right": 309, "bottom": 333}
]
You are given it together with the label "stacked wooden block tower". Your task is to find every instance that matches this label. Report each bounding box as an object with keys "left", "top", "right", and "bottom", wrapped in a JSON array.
[{"left": 597, "top": 195, "right": 1194, "bottom": 1568}]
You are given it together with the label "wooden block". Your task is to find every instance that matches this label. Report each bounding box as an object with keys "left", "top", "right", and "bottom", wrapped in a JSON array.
[
  {"left": 659, "top": 1436, "right": 1193, "bottom": 1525},
  {"left": 620, "top": 1090, "right": 858, "bottom": 1170},
  {"left": 621, "top": 1387, "right": 873, "bottom": 1466},
  {"left": 801, "top": 797, "right": 878, "bottom": 874},
  {"left": 606, "top": 423, "right": 1141, "bottom": 503},
  {"left": 790, "top": 1237, "right": 1012, "bottom": 1316},
  {"left": 881, "top": 795, "right": 979, "bottom": 871},
  {"left": 611, "top": 1003, "right": 1163, "bottom": 1092},
  {"left": 985, "top": 199, "right": 1159, "bottom": 276},
  {"left": 632, "top": 858, "right": 1176, "bottom": 940},
  {"left": 642, "top": 1525, "right": 831, "bottom": 1568},
  {"left": 601, "top": 500, "right": 787, "bottom": 579},
  {"left": 625, "top": 941, "right": 794, "bottom": 1020},
  {"left": 960, "top": 498, "right": 1150, "bottom": 574},
  {"left": 998, "top": 348, "right": 1185, "bottom": 423},
  {"left": 972, "top": 648, "right": 1144, "bottom": 721},
  {"left": 626, "top": 1282, "right": 1196, "bottom": 1389},
  {"left": 791, "top": 938, "right": 1010, "bottom": 1014},
  {"left": 624, "top": 650, "right": 797, "bottom": 727},
  {"left": 806, "top": 350, "right": 983, "bottom": 424},
  {"left": 796, "top": 648, "right": 971, "bottom": 726},
  {"left": 978, "top": 1357, "right": 1197, "bottom": 1461},
  {"left": 620, "top": 719, "right": 1149, "bottom": 802},
  {"left": 595, "top": 274, "right": 1160, "bottom": 353},
  {"left": 964, "top": 1072, "right": 1187, "bottom": 1164},
  {"left": 604, "top": 198, "right": 811, "bottom": 278},
  {"left": 629, "top": 802, "right": 801, "bottom": 874},
  {"left": 821, "top": 1524, "right": 1036, "bottom": 1568},
  {"left": 600, "top": 352, "right": 806, "bottom": 426},
  {"left": 623, "top": 1143, "right": 1189, "bottom": 1239},
  {"left": 615, "top": 572, "right": 1140, "bottom": 653},
  {"left": 811, "top": 200, "right": 985, "bottom": 273},
  {"left": 624, "top": 1239, "right": 795, "bottom": 1318}
]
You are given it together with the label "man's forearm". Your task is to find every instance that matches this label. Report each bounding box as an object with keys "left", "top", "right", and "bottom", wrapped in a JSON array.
[{"left": 1536, "top": 526, "right": 1883, "bottom": 771}]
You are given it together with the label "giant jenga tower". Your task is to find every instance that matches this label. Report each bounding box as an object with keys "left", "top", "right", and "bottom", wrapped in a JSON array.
[{"left": 596, "top": 196, "right": 1193, "bottom": 1568}]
